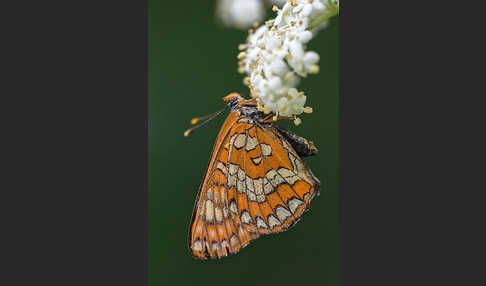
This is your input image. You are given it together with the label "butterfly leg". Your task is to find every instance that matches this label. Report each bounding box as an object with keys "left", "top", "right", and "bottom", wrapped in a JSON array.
[{"left": 261, "top": 113, "right": 273, "bottom": 123}]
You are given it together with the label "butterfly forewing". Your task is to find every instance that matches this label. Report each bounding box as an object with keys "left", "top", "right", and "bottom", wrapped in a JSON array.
[{"left": 188, "top": 110, "right": 319, "bottom": 259}]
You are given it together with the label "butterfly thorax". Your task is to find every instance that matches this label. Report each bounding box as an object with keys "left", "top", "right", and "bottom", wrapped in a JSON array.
[{"left": 224, "top": 94, "right": 267, "bottom": 125}]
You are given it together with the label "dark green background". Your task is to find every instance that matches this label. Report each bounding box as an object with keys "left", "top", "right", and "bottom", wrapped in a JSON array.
[{"left": 149, "top": 2, "right": 339, "bottom": 285}]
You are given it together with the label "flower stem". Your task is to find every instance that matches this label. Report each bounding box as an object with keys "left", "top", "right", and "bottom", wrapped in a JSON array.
[{"left": 307, "top": 0, "right": 340, "bottom": 30}]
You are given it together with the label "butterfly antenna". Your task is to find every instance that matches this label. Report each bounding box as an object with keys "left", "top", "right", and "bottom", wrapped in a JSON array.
[{"left": 184, "top": 108, "right": 226, "bottom": 137}]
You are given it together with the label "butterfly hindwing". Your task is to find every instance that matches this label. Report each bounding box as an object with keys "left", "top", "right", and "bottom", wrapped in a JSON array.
[{"left": 228, "top": 123, "right": 319, "bottom": 234}]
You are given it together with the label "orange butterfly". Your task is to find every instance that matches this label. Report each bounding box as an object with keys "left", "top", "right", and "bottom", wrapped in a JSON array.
[{"left": 185, "top": 92, "right": 320, "bottom": 259}]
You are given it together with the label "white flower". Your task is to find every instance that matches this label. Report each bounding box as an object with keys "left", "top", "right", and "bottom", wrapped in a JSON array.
[
  {"left": 269, "top": 0, "right": 288, "bottom": 7},
  {"left": 216, "top": 0, "right": 265, "bottom": 29},
  {"left": 238, "top": 0, "right": 337, "bottom": 122}
]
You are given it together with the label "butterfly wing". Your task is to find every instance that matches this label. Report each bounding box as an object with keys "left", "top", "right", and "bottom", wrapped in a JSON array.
[
  {"left": 226, "top": 121, "right": 320, "bottom": 234},
  {"left": 188, "top": 111, "right": 259, "bottom": 259},
  {"left": 188, "top": 113, "right": 320, "bottom": 259}
]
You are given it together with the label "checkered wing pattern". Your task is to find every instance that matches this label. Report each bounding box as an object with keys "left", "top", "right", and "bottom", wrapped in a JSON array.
[{"left": 188, "top": 111, "right": 319, "bottom": 259}]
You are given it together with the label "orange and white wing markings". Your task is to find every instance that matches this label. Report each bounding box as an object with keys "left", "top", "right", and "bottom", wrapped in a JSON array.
[
  {"left": 188, "top": 111, "right": 257, "bottom": 259},
  {"left": 188, "top": 113, "right": 319, "bottom": 259}
]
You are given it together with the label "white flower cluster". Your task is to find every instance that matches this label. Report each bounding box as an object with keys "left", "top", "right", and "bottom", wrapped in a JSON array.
[
  {"left": 216, "top": 0, "right": 265, "bottom": 30},
  {"left": 215, "top": 0, "right": 291, "bottom": 30},
  {"left": 238, "top": 0, "right": 338, "bottom": 125}
]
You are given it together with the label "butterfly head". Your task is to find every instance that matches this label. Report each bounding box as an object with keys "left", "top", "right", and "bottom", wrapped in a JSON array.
[{"left": 223, "top": 92, "right": 244, "bottom": 108}]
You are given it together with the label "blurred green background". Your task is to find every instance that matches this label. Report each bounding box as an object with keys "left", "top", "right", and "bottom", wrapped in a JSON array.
[{"left": 149, "top": 2, "right": 339, "bottom": 285}]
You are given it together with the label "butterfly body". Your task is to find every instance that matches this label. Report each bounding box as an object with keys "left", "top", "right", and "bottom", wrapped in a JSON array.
[{"left": 188, "top": 93, "right": 320, "bottom": 259}]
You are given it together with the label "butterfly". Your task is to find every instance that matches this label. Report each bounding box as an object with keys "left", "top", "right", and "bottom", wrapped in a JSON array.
[{"left": 185, "top": 92, "right": 320, "bottom": 259}]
